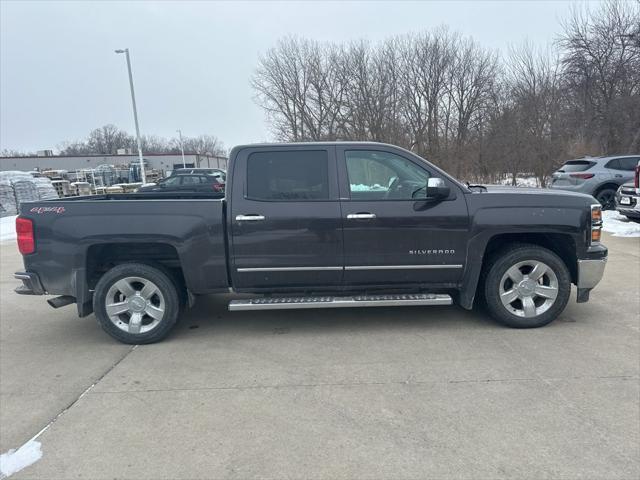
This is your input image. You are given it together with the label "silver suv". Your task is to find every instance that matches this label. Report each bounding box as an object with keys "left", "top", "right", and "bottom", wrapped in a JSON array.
[{"left": 550, "top": 155, "right": 640, "bottom": 209}]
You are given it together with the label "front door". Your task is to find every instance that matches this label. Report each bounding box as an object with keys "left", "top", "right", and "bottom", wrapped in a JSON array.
[
  {"left": 337, "top": 146, "right": 469, "bottom": 287},
  {"left": 230, "top": 146, "right": 343, "bottom": 290}
]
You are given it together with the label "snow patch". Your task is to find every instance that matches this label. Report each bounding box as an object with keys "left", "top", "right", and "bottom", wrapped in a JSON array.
[
  {"left": 0, "top": 215, "right": 17, "bottom": 243},
  {"left": 350, "top": 183, "right": 387, "bottom": 191},
  {"left": 0, "top": 440, "right": 42, "bottom": 478},
  {"left": 602, "top": 210, "right": 640, "bottom": 237}
]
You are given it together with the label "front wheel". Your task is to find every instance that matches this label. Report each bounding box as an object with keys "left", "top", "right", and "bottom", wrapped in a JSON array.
[
  {"left": 93, "top": 263, "right": 181, "bottom": 344},
  {"left": 595, "top": 188, "right": 616, "bottom": 210},
  {"left": 483, "top": 245, "right": 571, "bottom": 328}
]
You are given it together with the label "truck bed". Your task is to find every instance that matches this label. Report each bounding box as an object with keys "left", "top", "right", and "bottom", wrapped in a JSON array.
[{"left": 19, "top": 195, "right": 229, "bottom": 316}]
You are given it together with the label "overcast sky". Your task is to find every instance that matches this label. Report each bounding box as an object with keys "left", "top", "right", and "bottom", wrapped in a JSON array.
[{"left": 1, "top": 0, "right": 581, "bottom": 153}]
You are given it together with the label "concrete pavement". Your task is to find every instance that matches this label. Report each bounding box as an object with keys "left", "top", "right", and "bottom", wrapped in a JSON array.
[{"left": 0, "top": 234, "right": 638, "bottom": 479}]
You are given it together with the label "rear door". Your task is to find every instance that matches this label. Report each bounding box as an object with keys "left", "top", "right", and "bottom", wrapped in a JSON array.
[
  {"left": 337, "top": 146, "right": 469, "bottom": 287},
  {"left": 230, "top": 146, "right": 343, "bottom": 290}
]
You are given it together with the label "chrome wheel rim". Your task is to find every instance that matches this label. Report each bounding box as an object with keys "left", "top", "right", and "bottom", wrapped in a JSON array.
[
  {"left": 105, "top": 276, "right": 165, "bottom": 334},
  {"left": 499, "top": 260, "right": 559, "bottom": 318}
]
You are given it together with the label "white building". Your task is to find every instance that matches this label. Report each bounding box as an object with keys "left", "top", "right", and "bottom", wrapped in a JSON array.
[{"left": 0, "top": 152, "right": 228, "bottom": 173}]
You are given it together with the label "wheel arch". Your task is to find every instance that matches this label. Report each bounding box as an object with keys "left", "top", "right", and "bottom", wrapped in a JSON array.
[
  {"left": 86, "top": 242, "right": 186, "bottom": 292},
  {"left": 459, "top": 232, "right": 577, "bottom": 310},
  {"left": 593, "top": 182, "right": 620, "bottom": 195}
]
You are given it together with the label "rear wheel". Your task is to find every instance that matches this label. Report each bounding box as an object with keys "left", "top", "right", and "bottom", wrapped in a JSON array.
[
  {"left": 595, "top": 188, "right": 616, "bottom": 210},
  {"left": 93, "top": 263, "right": 181, "bottom": 344},
  {"left": 483, "top": 245, "right": 571, "bottom": 328}
]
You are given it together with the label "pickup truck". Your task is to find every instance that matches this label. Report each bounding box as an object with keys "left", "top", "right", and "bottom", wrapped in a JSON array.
[{"left": 14, "top": 142, "right": 608, "bottom": 344}]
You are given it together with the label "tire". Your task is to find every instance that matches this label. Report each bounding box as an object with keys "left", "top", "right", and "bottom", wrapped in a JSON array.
[
  {"left": 595, "top": 188, "right": 616, "bottom": 210},
  {"left": 483, "top": 244, "right": 571, "bottom": 328},
  {"left": 93, "top": 263, "right": 181, "bottom": 344}
]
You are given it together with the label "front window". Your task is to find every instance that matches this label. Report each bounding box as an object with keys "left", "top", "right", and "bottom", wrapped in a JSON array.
[
  {"left": 616, "top": 157, "right": 640, "bottom": 171},
  {"left": 161, "top": 176, "right": 181, "bottom": 186},
  {"left": 345, "top": 150, "right": 429, "bottom": 200}
]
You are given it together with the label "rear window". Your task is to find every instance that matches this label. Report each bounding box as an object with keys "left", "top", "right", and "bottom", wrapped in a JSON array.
[
  {"left": 247, "top": 150, "right": 329, "bottom": 200},
  {"left": 558, "top": 160, "right": 595, "bottom": 172}
]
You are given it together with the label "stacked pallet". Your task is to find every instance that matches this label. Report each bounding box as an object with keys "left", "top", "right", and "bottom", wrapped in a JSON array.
[
  {"left": 0, "top": 171, "right": 61, "bottom": 216},
  {"left": 32, "top": 176, "right": 59, "bottom": 200}
]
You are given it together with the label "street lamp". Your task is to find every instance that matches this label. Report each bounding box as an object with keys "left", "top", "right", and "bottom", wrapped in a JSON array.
[
  {"left": 176, "top": 129, "right": 186, "bottom": 168},
  {"left": 115, "top": 48, "right": 146, "bottom": 184}
]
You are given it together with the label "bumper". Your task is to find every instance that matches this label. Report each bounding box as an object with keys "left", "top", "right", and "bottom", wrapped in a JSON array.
[
  {"left": 14, "top": 271, "right": 46, "bottom": 295},
  {"left": 616, "top": 196, "right": 640, "bottom": 217},
  {"left": 577, "top": 258, "right": 607, "bottom": 290},
  {"left": 549, "top": 183, "right": 590, "bottom": 194}
]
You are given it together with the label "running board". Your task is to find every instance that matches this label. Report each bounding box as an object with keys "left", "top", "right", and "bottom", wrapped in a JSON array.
[{"left": 228, "top": 293, "right": 452, "bottom": 311}]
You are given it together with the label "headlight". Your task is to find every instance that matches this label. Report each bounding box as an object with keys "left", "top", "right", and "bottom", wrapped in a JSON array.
[{"left": 590, "top": 204, "right": 602, "bottom": 244}]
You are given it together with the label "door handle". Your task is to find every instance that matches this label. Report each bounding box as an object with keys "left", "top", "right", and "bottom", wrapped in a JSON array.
[
  {"left": 347, "top": 213, "right": 377, "bottom": 219},
  {"left": 615, "top": 174, "right": 623, "bottom": 178},
  {"left": 235, "top": 214, "right": 265, "bottom": 221}
]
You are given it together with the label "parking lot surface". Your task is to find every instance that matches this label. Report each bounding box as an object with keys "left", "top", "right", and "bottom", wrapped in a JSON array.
[{"left": 1, "top": 234, "right": 638, "bottom": 479}]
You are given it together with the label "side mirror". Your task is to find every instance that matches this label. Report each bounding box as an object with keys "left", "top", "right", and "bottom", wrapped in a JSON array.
[{"left": 426, "top": 177, "right": 450, "bottom": 199}]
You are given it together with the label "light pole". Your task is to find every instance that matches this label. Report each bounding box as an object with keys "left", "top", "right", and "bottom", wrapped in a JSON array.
[
  {"left": 115, "top": 48, "right": 146, "bottom": 184},
  {"left": 176, "top": 129, "right": 186, "bottom": 168}
]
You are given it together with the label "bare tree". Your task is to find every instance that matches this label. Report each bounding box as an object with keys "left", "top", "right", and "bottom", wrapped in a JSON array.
[
  {"left": 251, "top": 2, "right": 639, "bottom": 181},
  {"left": 179, "top": 135, "right": 226, "bottom": 156},
  {"left": 558, "top": 0, "right": 640, "bottom": 153}
]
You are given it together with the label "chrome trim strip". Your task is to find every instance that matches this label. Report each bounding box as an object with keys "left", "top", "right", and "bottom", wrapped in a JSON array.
[
  {"left": 235, "top": 214, "right": 265, "bottom": 221},
  {"left": 229, "top": 294, "right": 453, "bottom": 311},
  {"left": 237, "top": 266, "right": 343, "bottom": 272},
  {"left": 345, "top": 264, "right": 463, "bottom": 270}
]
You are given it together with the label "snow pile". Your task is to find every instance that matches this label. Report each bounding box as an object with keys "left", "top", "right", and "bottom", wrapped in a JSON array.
[
  {"left": 602, "top": 210, "right": 640, "bottom": 237},
  {"left": 0, "top": 440, "right": 42, "bottom": 478},
  {"left": 350, "top": 183, "right": 388, "bottom": 191},
  {"left": 498, "top": 176, "right": 544, "bottom": 188},
  {"left": 0, "top": 215, "right": 17, "bottom": 242}
]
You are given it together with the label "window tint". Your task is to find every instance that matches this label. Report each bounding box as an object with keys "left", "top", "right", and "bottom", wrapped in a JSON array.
[
  {"left": 180, "top": 175, "right": 200, "bottom": 185},
  {"left": 605, "top": 159, "right": 621, "bottom": 170},
  {"left": 559, "top": 160, "right": 595, "bottom": 172},
  {"left": 247, "top": 150, "right": 329, "bottom": 200},
  {"left": 163, "top": 176, "right": 181, "bottom": 186},
  {"left": 346, "top": 150, "right": 429, "bottom": 200},
  {"left": 617, "top": 157, "right": 640, "bottom": 171}
]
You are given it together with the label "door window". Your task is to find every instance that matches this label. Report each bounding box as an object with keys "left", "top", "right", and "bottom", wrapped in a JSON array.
[
  {"left": 617, "top": 157, "right": 640, "bottom": 171},
  {"left": 162, "top": 176, "right": 181, "bottom": 186},
  {"left": 345, "top": 150, "right": 429, "bottom": 200},
  {"left": 247, "top": 150, "right": 329, "bottom": 200}
]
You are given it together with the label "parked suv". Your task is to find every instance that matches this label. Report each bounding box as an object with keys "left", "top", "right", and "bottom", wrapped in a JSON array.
[
  {"left": 550, "top": 155, "right": 640, "bottom": 209},
  {"left": 169, "top": 168, "right": 226, "bottom": 181},
  {"left": 137, "top": 173, "right": 224, "bottom": 193}
]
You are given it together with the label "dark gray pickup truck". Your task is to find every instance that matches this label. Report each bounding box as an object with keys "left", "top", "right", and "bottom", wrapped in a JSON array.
[{"left": 14, "top": 142, "right": 608, "bottom": 343}]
